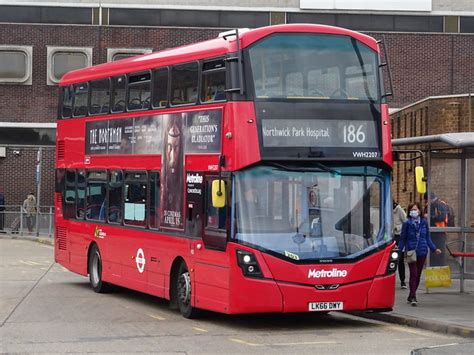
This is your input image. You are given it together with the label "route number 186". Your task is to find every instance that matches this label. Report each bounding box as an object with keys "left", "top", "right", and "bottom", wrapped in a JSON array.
[{"left": 343, "top": 124, "right": 366, "bottom": 144}]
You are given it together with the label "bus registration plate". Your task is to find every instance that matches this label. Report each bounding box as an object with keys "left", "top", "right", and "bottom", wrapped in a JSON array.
[{"left": 308, "top": 301, "right": 343, "bottom": 311}]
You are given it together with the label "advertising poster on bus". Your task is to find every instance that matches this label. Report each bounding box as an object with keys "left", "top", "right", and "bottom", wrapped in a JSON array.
[{"left": 160, "top": 113, "right": 185, "bottom": 230}]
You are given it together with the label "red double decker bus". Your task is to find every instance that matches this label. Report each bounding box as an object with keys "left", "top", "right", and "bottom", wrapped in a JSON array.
[{"left": 55, "top": 24, "right": 397, "bottom": 318}]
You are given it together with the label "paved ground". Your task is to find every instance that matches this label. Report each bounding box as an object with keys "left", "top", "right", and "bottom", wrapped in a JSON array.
[{"left": 0, "top": 238, "right": 472, "bottom": 354}]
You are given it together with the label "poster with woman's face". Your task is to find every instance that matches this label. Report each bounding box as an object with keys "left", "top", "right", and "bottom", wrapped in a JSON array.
[{"left": 160, "top": 113, "right": 185, "bottom": 230}]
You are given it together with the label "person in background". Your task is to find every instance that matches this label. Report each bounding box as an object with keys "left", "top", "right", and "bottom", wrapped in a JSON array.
[
  {"left": 22, "top": 192, "right": 37, "bottom": 233},
  {"left": 0, "top": 188, "right": 5, "bottom": 233},
  {"left": 392, "top": 200, "right": 407, "bottom": 288},
  {"left": 399, "top": 202, "right": 441, "bottom": 306},
  {"left": 424, "top": 192, "right": 449, "bottom": 266}
]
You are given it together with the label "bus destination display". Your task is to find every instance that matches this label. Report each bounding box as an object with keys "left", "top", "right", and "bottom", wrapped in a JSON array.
[{"left": 261, "top": 119, "right": 378, "bottom": 148}]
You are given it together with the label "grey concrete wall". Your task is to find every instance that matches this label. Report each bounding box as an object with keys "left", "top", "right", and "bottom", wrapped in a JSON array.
[{"left": 2, "top": 0, "right": 473, "bottom": 13}]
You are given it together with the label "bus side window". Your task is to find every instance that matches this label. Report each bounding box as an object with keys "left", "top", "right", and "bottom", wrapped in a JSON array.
[
  {"left": 86, "top": 170, "right": 107, "bottom": 222},
  {"left": 72, "top": 82, "right": 88, "bottom": 117},
  {"left": 89, "top": 78, "right": 110, "bottom": 115},
  {"left": 170, "top": 62, "right": 198, "bottom": 106},
  {"left": 149, "top": 172, "right": 160, "bottom": 229},
  {"left": 152, "top": 68, "right": 168, "bottom": 109},
  {"left": 127, "top": 71, "right": 151, "bottom": 111},
  {"left": 124, "top": 171, "right": 148, "bottom": 227},
  {"left": 63, "top": 169, "right": 76, "bottom": 219},
  {"left": 200, "top": 59, "right": 226, "bottom": 103},
  {"left": 111, "top": 75, "right": 126, "bottom": 113},
  {"left": 61, "top": 85, "right": 73, "bottom": 119},
  {"left": 108, "top": 170, "right": 123, "bottom": 224},
  {"left": 206, "top": 179, "right": 227, "bottom": 230},
  {"left": 76, "top": 170, "right": 86, "bottom": 219}
]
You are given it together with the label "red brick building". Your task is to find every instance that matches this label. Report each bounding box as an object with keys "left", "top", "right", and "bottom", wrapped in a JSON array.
[{"left": 0, "top": 3, "right": 473, "bottom": 206}]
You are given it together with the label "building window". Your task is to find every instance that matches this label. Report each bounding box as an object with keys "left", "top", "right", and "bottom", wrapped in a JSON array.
[
  {"left": 47, "top": 47, "right": 92, "bottom": 85},
  {"left": 0, "top": 46, "right": 32, "bottom": 85},
  {"left": 107, "top": 48, "right": 152, "bottom": 62}
]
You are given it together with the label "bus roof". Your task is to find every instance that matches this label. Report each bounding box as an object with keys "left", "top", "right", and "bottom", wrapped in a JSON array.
[{"left": 60, "top": 24, "right": 378, "bottom": 86}]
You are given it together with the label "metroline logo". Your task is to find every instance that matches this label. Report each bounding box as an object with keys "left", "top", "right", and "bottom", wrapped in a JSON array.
[{"left": 308, "top": 268, "right": 348, "bottom": 278}]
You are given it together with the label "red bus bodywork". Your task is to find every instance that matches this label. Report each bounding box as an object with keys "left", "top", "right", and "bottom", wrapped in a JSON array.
[{"left": 55, "top": 24, "right": 396, "bottom": 316}]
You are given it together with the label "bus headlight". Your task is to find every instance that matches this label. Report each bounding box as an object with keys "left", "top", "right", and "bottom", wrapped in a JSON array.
[{"left": 236, "top": 250, "right": 263, "bottom": 278}]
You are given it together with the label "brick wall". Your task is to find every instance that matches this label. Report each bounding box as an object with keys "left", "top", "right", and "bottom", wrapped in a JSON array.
[
  {"left": 0, "top": 23, "right": 473, "bottom": 211},
  {"left": 0, "top": 24, "right": 221, "bottom": 123},
  {"left": 0, "top": 24, "right": 472, "bottom": 123},
  {"left": 368, "top": 32, "right": 474, "bottom": 108},
  {"left": 0, "top": 147, "right": 55, "bottom": 206},
  {"left": 390, "top": 95, "right": 474, "bottom": 226}
]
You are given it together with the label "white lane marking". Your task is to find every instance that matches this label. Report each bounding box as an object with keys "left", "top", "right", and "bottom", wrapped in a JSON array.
[
  {"left": 193, "top": 327, "right": 208, "bottom": 332},
  {"left": 148, "top": 314, "right": 166, "bottom": 321}
]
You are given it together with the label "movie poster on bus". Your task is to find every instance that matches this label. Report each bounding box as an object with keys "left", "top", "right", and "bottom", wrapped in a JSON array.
[
  {"left": 107, "top": 117, "right": 134, "bottom": 154},
  {"left": 86, "top": 120, "right": 109, "bottom": 154},
  {"left": 133, "top": 115, "right": 162, "bottom": 154},
  {"left": 184, "top": 109, "right": 222, "bottom": 154},
  {"left": 160, "top": 113, "right": 185, "bottom": 230}
]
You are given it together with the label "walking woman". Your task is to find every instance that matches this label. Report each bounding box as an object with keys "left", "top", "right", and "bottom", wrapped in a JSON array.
[{"left": 399, "top": 202, "right": 441, "bottom": 306}]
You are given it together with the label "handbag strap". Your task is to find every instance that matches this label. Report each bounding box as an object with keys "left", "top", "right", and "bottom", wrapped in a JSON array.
[{"left": 413, "top": 220, "right": 421, "bottom": 250}]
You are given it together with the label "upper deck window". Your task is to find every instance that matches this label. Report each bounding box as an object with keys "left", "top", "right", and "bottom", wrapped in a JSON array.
[
  {"left": 201, "top": 59, "right": 226, "bottom": 103},
  {"left": 111, "top": 75, "right": 126, "bottom": 113},
  {"left": 72, "top": 82, "right": 88, "bottom": 117},
  {"left": 127, "top": 72, "right": 151, "bottom": 111},
  {"left": 248, "top": 34, "right": 379, "bottom": 101},
  {"left": 61, "top": 85, "right": 73, "bottom": 119},
  {"left": 89, "top": 78, "right": 110, "bottom": 115},
  {"left": 171, "top": 62, "right": 198, "bottom": 106},
  {"left": 152, "top": 68, "right": 169, "bottom": 109}
]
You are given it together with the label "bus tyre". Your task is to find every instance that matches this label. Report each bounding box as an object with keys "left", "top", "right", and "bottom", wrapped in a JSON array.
[
  {"left": 177, "top": 263, "right": 201, "bottom": 319},
  {"left": 89, "top": 244, "right": 112, "bottom": 293}
]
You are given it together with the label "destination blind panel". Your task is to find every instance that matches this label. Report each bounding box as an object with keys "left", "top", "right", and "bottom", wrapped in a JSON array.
[{"left": 261, "top": 119, "right": 378, "bottom": 148}]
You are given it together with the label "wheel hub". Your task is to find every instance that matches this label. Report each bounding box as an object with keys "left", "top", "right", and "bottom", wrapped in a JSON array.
[{"left": 178, "top": 271, "right": 191, "bottom": 306}]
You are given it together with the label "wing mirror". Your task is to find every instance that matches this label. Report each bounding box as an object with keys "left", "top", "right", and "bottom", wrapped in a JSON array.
[{"left": 211, "top": 180, "right": 226, "bottom": 208}]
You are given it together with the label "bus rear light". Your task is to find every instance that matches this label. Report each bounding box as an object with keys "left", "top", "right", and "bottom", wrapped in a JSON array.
[{"left": 236, "top": 250, "right": 263, "bottom": 278}]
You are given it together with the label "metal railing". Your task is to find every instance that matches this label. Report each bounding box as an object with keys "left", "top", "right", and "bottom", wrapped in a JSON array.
[{"left": 0, "top": 205, "right": 54, "bottom": 237}]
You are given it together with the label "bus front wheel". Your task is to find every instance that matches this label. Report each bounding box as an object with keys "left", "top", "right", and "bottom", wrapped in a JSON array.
[
  {"left": 176, "top": 262, "right": 201, "bottom": 319},
  {"left": 88, "top": 244, "right": 112, "bottom": 293}
]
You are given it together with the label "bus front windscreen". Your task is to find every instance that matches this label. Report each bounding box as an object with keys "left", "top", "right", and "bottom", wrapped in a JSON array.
[
  {"left": 233, "top": 165, "right": 391, "bottom": 261},
  {"left": 248, "top": 34, "right": 379, "bottom": 101}
]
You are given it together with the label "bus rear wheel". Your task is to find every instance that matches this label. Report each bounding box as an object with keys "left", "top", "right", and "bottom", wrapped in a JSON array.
[
  {"left": 176, "top": 262, "right": 201, "bottom": 319},
  {"left": 88, "top": 244, "right": 112, "bottom": 293}
]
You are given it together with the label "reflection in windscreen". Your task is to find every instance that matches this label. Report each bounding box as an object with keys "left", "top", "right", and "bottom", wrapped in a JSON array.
[
  {"left": 234, "top": 165, "right": 390, "bottom": 261},
  {"left": 249, "top": 34, "right": 379, "bottom": 101}
]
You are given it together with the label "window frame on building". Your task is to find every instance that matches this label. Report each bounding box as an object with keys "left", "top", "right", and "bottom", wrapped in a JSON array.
[
  {"left": 47, "top": 46, "right": 92, "bottom": 85},
  {"left": 0, "top": 45, "right": 33, "bottom": 85},
  {"left": 107, "top": 48, "right": 153, "bottom": 62}
]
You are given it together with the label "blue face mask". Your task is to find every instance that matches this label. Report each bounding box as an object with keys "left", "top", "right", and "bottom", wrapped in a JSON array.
[{"left": 409, "top": 210, "right": 419, "bottom": 218}]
